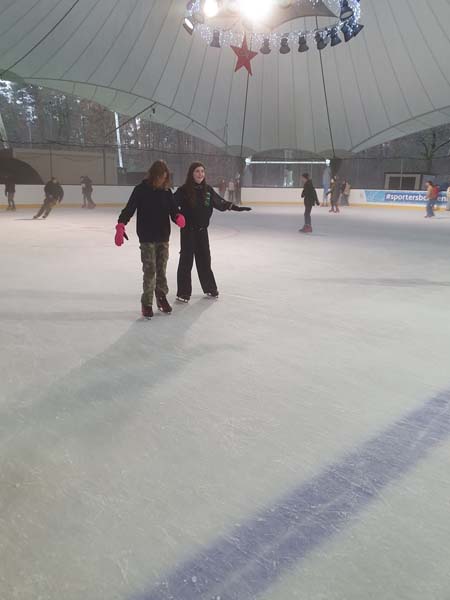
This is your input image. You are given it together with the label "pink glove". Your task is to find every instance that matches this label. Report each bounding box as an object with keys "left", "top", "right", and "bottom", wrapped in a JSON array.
[
  {"left": 115, "top": 223, "right": 128, "bottom": 246},
  {"left": 175, "top": 214, "right": 186, "bottom": 228}
]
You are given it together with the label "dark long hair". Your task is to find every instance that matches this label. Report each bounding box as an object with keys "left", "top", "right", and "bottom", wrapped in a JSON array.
[
  {"left": 183, "top": 162, "right": 207, "bottom": 206},
  {"left": 147, "top": 160, "right": 170, "bottom": 189}
]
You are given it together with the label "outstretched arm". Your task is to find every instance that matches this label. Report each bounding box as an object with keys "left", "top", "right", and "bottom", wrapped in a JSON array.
[{"left": 210, "top": 187, "right": 252, "bottom": 212}]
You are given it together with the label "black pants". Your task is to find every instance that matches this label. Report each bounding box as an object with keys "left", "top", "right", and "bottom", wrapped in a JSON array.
[
  {"left": 177, "top": 228, "right": 217, "bottom": 298},
  {"left": 83, "top": 191, "right": 95, "bottom": 208},
  {"left": 7, "top": 192, "right": 16, "bottom": 209},
  {"left": 35, "top": 196, "right": 57, "bottom": 218},
  {"left": 304, "top": 202, "right": 313, "bottom": 226}
]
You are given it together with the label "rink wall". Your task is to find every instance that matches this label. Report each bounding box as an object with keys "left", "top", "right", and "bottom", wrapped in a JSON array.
[
  {"left": 3, "top": 185, "right": 134, "bottom": 207},
  {"left": 241, "top": 188, "right": 448, "bottom": 208},
  {"left": 4, "top": 185, "right": 448, "bottom": 209}
]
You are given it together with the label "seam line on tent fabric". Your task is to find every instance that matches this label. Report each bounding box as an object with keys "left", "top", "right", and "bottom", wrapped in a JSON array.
[{"left": 0, "top": 0, "right": 82, "bottom": 81}]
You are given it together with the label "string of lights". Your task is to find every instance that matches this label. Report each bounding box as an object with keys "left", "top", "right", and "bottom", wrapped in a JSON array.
[{"left": 183, "top": 0, "right": 363, "bottom": 52}]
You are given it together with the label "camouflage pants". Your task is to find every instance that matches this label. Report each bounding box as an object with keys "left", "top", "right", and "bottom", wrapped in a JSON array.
[{"left": 140, "top": 242, "right": 169, "bottom": 307}]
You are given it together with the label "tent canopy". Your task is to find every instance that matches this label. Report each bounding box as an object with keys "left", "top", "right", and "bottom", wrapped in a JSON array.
[{"left": 1, "top": 0, "right": 450, "bottom": 156}]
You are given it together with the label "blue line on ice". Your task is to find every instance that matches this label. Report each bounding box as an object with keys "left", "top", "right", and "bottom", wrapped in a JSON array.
[{"left": 137, "top": 391, "right": 450, "bottom": 600}]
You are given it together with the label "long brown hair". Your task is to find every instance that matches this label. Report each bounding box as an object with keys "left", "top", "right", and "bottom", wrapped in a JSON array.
[
  {"left": 147, "top": 160, "right": 170, "bottom": 189},
  {"left": 183, "top": 161, "right": 207, "bottom": 206}
]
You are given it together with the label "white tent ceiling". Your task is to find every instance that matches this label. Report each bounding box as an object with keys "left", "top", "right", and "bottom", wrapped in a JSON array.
[{"left": 1, "top": 0, "right": 450, "bottom": 156}]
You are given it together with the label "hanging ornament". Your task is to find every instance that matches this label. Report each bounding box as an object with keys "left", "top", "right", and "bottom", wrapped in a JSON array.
[{"left": 231, "top": 35, "right": 258, "bottom": 75}]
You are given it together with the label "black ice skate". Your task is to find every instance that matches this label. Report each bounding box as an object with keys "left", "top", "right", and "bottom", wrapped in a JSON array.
[
  {"left": 205, "top": 290, "right": 219, "bottom": 299},
  {"left": 176, "top": 295, "right": 190, "bottom": 303},
  {"left": 141, "top": 304, "right": 154, "bottom": 319},
  {"left": 156, "top": 294, "right": 172, "bottom": 314}
]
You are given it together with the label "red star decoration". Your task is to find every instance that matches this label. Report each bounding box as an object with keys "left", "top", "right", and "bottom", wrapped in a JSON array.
[{"left": 230, "top": 36, "right": 258, "bottom": 76}]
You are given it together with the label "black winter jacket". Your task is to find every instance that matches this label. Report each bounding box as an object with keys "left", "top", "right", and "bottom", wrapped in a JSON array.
[
  {"left": 301, "top": 179, "right": 319, "bottom": 205},
  {"left": 44, "top": 181, "right": 64, "bottom": 201},
  {"left": 5, "top": 180, "right": 15, "bottom": 194},
  {"left": 174, "top": 184, "right": 237, "bottom": 229},
  {"left": 118, "top": 181, "right": 179, "bottom": 243}
]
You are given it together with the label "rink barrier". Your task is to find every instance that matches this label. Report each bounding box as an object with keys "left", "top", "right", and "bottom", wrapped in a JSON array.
[
  {"left": 136, "top": 390, "right": 450, "bottom": 600},
  {"left": 2, "top": 185, "right": 447, "bottom": 209},
  {"left": 241, "top": 187, "right": 448, "bottom": 208}
]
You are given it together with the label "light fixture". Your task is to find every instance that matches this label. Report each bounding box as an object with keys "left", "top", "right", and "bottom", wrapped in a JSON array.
[
  {"left": 184, "top": 0, "right": 364, "bottom": 51},
  {"left": 226, "top": 0, "right": 240, "bottom": 13},
  {"left": 315, "top": 30, "right": 329, "bottom": 50},
  {"left": 239, "top": 0, "right": 273, "bottom": 22},
  {"left": 280, "top": 37, "right": 291, "bottom": 54},
  {"left": 341, "top": 21, "right": 353, "bottom": 42},
  {"left": 351, "top": 21, "right": 364, "bottom": 37},
  {"left": 330, "top": 27, "right": 342, "bottom": 47},
  {"left": 248, "top": 159, "right": 330, "bottom": 165},
  {"left": 340, "top": 0, "right": 354, "bottom": 20},
  {"left": 298, "top": 35, "right": 309, "bottom": 53},
  {"left": 192, "top": 10, "right": 205, "bottom": 24},
  {"left": 260, "top": 38, "right": 271, "bottom": 54},
  {"left": 210, "top": 30, "right": 221, "bottom": 47},
  {"left": 204, "top": 0, "right": 219, "bottom": 18},
  {"left": 183, "top": 17, "right": 194, "bottom": 34}
]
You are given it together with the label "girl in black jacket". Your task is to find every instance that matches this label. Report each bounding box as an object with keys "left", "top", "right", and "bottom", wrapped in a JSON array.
[
  {"left": 299, "top": 173, "right": 319, "bottom": 233},
  {"left": 115, "top": 160, "right": 185, "bottom": 318},
  {"left": 174, "top": 162, "right": 251, "bottom": 302}
]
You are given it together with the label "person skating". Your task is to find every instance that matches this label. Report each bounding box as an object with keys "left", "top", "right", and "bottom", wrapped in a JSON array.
[
  {"left": 340, "top": 179, "right": 351, "bottom": 206},
  {"left": 4, "top": 175, "right": 16, "bottom": 211},
  {"left": 227, "top": 179, "right": 235, "bottom": 203},
  {"left": 299, "top": 173, "right": 319, "bottom": 233},
  {"left": 174, "top": 162, "right": 251, "bottom": 303},
  {"left": 327, "top": 177, "right": 340, "bottom": 213},
  {"left": 33, "top": 177, "right": 64, "bottom": 219},
  {"left": 81, "top": 176, "right": 95, "bottom": 209},
  {"left": 424, "top": 180, "right": 437, "bottom": 218},
  {"left": 115, "top": 160, "right": 185, "bottom": 319}
]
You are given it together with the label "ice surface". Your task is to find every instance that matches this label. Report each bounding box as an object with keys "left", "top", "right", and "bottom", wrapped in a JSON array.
[{"left": 1, "top": 205, "right": 450, "bottom": 600}]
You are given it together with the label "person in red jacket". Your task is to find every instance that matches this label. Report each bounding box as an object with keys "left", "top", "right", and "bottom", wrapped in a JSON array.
[
  {"left": 115, "top": 160, "right": 185, "bottom": 319},
  {"left": 425, "top": 180, "right": 438, "bottom": 218}
]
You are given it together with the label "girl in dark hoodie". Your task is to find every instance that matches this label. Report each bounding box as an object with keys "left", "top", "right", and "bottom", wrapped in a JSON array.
[{"left": 174, "top": 162, "right": 251, "bottom": 302}]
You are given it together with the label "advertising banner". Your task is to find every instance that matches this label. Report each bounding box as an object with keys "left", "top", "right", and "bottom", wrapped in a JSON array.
[{"left": 365, "top": 190, "right": 446, "bottom": 206}]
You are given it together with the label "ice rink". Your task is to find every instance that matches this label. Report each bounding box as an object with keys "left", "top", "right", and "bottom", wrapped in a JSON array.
[{"left": 1, "top": 204, "right": 450, "bottom": 600}]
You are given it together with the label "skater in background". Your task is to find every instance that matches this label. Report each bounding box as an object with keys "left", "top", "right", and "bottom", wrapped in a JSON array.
[
  {"left": 235, "top": 173, "right": 241, "bottom": 204},
  {"left": 33, "top": 177, "right": 64, "bottom": 219},
  {"left": 174, "top": 162, "right": 251, "bottom": 303},
  {"left": 115, "top": 160, "right": 185, "bottom": 319},
  {"left": 299, "top": 173, "right": 319, "bottom": 233},
  {"left": 328, "top": 176, "right": 340, "bottom": 213},
  {"left": 322, "top": 163, "right": 331, "bottom": 206},
  {"left": 4, "top": 175, "right": 16, "bottom": 211},
  {"left": 81, "top": 176, "right": 95, "bottom": 209},
  {"left": 446, "top": 184, "right": 450, "bottom": 211},
  {"left": 227, "top": 178, "right": 235, "bottom": 203},
  {"left": 340, "top": 179, "right": 351, "bottom": 206},
  {"left": 218, "top": 177, "right": 227, "bottom": 197},
  {"left": 424, "top": 180, "right": 437, "bottom": 218}
]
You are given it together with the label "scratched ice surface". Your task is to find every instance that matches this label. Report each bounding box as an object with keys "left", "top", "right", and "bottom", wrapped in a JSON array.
[{"left": 1, "top": 205, "right": 450, "bottom": 600}]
